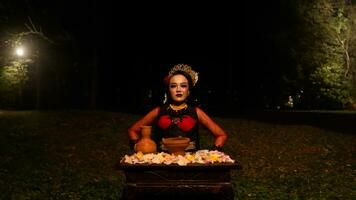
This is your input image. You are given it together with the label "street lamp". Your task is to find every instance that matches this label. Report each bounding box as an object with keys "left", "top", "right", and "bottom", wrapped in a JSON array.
[
  {"left": 15, "top": 46, "right": 26, "bottom": 57},
  {"left": 14, "top": 45, "right": 40, "bottom": 109},
  {"left": 12, "top": 45, "right": 28, "bottom": 108}
]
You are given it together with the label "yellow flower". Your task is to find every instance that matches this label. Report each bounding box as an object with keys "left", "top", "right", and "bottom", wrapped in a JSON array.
[
  {"left": 136, "top": 151, "right": 143, "bottom": 159},
  {"left": 210, "top": 154, "right": 219, "bottom": 162},
  {"left": 186, "top": 154, "right": 195, "bottom": 162}
]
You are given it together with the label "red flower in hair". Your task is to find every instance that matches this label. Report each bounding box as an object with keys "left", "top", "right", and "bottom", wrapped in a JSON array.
[{"left": 163, "top": 75, "right": 171, "bottom": 86}]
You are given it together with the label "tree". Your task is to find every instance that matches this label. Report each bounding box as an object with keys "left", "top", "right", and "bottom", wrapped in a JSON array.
[
  {"left": 0, "top": 58, "right": 32, "bottom": 108},
  {"left": 345, "top": 2, "right": 356, "bottom": 108},
  {"left": 289, "top": 0, "right": 354, "bottom": 109},
  {"left": 0, "top": 18, "right": 54, "bottom": 109}
]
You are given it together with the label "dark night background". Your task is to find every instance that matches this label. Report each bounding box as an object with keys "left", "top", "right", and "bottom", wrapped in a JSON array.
[
  {"left": 0, "top": 1, "right": 294, "bottom": 114},
  {"left": 1, "top": 2, "right": 355, "bottom": 199}
]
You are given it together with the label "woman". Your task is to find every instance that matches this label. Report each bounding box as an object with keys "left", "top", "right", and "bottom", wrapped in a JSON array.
[{"left": 128, "top": 64, "right": 228, "bottom": 151}]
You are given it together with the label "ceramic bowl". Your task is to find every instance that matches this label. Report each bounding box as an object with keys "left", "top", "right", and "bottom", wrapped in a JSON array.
[{"left": 162, "top": 137, "right": 190, "bottom": 156}]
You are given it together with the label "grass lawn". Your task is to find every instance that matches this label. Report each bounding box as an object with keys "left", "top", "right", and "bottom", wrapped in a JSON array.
[{"left": 0, "top": 110, "right": 354, "bottom": 200}]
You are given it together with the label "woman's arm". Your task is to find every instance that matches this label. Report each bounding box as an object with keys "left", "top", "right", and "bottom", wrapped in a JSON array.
[
  {"left": 196, "top": 107, "right": 228, "bottom": 147},
  {"left": 128, "top": 107, "right": 160, "bottom": 141}
]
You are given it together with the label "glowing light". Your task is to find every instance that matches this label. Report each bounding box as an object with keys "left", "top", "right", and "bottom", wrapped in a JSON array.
[{"left": 15, "top": 47, "right": 25, "bottom": 57}]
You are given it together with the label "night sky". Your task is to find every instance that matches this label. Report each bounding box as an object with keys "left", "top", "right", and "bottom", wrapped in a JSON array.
[{"left": 1, "top": 1, "right": 288, "bottom": 112}]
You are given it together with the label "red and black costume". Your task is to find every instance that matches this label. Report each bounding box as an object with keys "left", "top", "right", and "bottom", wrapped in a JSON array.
[
  {"left": 128, "top": 105, "right": 228, "bottom": 151},
  {"left": 153, "top": 104, "right": 200, "bottom": 151}
]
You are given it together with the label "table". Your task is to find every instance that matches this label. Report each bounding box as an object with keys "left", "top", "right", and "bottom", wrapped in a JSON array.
[{"left": 117, "top": 161, "right": 241, "bottom": 200}]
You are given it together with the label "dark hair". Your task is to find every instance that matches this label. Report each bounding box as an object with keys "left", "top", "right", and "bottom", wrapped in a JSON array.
[{"left": 165, "top": 70, "right": 197, "bottom": 105}]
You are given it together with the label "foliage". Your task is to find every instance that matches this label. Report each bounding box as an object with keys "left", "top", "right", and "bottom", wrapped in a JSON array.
[
  {"left": 310, "top": 62, "right": 353, "bottom": 107},
  {"left": 346, "top": 4, "right": 356, "bottom": 101},
  {"left": 290, "top": 0, "right": 354, "bottom": 108},
  {"left": 0, "top": 58, "right": 33, "bottom": 108}
]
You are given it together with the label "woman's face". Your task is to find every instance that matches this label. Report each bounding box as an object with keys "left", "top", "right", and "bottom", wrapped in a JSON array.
[{"left": 169, "top": 74, "right": 190, "bottom": 104}]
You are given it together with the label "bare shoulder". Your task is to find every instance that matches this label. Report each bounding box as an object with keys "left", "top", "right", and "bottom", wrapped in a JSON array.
[
  {"left": 148, "top": 106, "right": 160, "bottom": 115},
  {"left": 152, "top": 106, "right": 160, "bottom": 112},
  {"left": 195, "top": 106, "right": 209, "bottom": 117},
  {"left": 195, "top": 106, "right": 203, "bottom": 113}
]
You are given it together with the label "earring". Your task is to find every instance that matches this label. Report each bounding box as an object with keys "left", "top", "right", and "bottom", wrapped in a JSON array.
[{"left": 163, "top": 93, "right": 167, "bottom": 104}]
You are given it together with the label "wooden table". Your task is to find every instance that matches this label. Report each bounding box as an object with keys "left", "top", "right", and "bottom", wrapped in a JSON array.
[{"left": 117, "top": 161, "right": 241, "bottom": 200}]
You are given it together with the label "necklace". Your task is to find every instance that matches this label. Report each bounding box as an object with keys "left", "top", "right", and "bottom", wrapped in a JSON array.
[{"left": 169, "top": 103, "right": 188, "bottom": 111}]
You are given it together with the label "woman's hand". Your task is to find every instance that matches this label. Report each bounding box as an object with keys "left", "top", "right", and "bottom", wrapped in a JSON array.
[{"left": 211, "top": 144, "right": 223, "bottom": 151}]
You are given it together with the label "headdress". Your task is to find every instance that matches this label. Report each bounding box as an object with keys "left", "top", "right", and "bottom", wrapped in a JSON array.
[{"left": 167, "top": 64, "right": 199, "bottom": 86}]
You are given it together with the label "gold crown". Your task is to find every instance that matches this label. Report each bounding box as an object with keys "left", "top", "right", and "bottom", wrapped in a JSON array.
[{"left": 168, "top": 64, "right": 199, "bottom": 86}]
